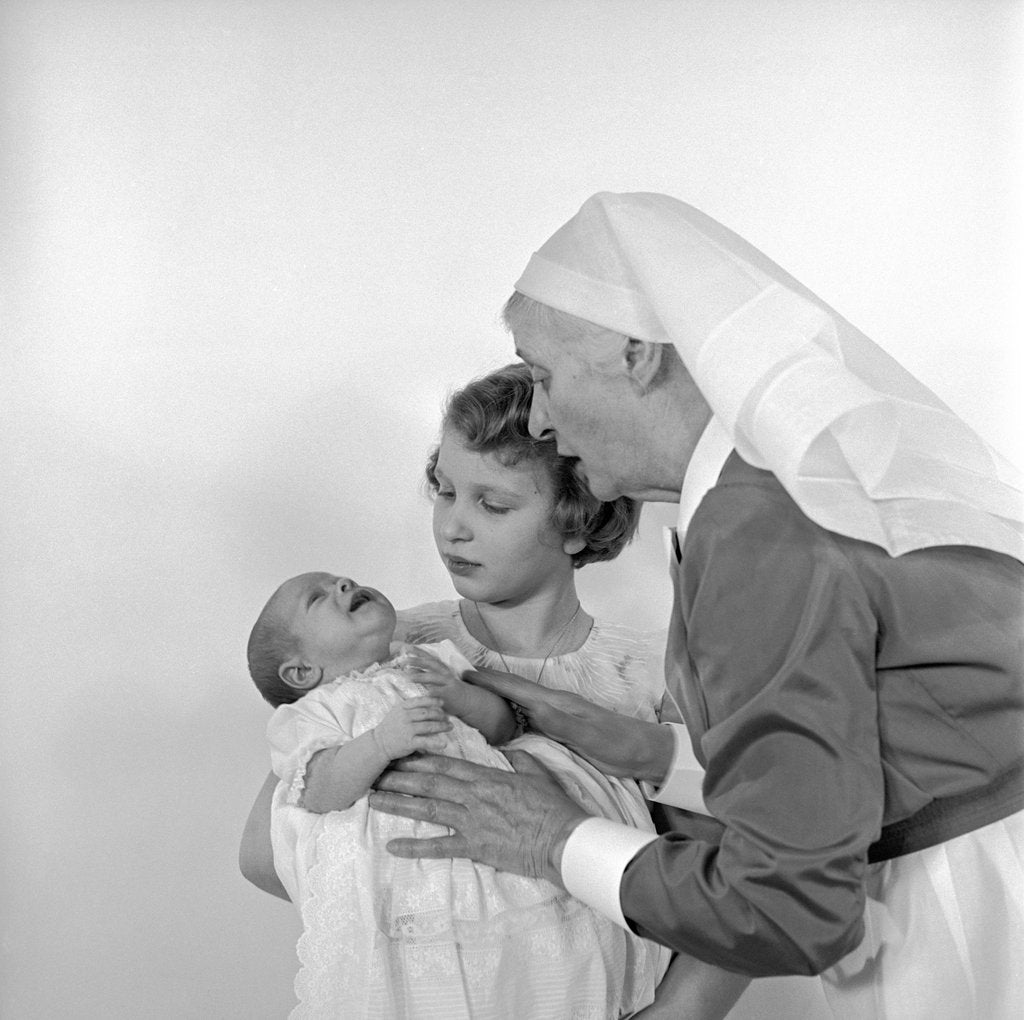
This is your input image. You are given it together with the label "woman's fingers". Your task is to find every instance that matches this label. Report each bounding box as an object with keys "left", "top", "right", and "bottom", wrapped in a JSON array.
[
  {"left": 504, "top": 747, "right": 559, "bottom": 780},
  {"left": 370, "top": 790, "right": 465, "bottom": 830},
  {"left": 377, "top": 751, "right": 485, "bottom": 785},
  {"left": 370, "top": 759, "right": 474, "bottom": 828},
  {"left": 464, "top": 668, "right": 554, "bottom": 706},
  {"left": 371, "top": 756, "right": 505, "bottom": 826},
  {"left": 370, "top": 752, "right": 590, "bottom": 882},
  {"left": 467, "top": 669, "right": 584, "bottom": 715},
  {"left": 385, "top": 834, "right": 469, "bottom": 859}
]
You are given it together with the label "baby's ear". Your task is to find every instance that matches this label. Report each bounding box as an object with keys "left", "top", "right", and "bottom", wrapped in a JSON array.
[{"left": 278, "top": 658, "right": 324, "bottom": 692}]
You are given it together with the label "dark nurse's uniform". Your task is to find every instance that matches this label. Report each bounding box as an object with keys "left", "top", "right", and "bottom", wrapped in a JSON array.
[{"left": 621, "top": 452, "right": 1024, "bottom": 1015}]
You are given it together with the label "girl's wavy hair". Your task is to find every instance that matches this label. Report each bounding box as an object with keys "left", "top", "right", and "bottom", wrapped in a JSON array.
[{"left": 426, "top": 362, "right": 639, "bottom": 567}]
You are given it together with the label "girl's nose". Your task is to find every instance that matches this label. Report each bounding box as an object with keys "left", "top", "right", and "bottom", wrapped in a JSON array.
[
  {"left": 334, "top": 577, "right": 354, "bottom": 593},
  {"left": 439, "top": 504, "right": 471, "bottom": 542}
]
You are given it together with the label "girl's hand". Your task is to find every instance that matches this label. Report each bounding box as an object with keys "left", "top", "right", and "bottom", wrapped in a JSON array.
[
  {"left": 402, "top": 648, "right": 471, "bottom": 717},
  {"left": 464, "top": 667, "right": 673, "bottom": 783},
  {"left": 371, "top": 696, "right": 451, "bottom": 761}
]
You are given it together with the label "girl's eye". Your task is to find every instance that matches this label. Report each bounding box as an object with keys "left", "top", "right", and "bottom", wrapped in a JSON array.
[
  {"left": 481, "top": 500, "right": 511, "bottom": 515},
  {"left": 436, "top": 489, "right": 454, "bottom": 501}
]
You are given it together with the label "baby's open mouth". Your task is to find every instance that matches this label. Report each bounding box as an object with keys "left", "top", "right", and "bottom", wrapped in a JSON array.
[{"left": 349, "top": 588, "right": 374, "bottom": 611}]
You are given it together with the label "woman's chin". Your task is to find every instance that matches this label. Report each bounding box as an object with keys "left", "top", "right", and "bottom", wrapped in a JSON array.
[
  {"left": 575, "top": 466, "right": 618, "bottom": 502},
  {"left": 586, "top": 480, "right": 617, "bottom": 502}
]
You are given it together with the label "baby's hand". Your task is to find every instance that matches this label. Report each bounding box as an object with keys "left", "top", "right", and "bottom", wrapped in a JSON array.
[
  {"left": 372, "top": 696, "right": 451, "bottom": 761},
  {"left": 401, "top": 647, "right": 470, "bottom": 716}
]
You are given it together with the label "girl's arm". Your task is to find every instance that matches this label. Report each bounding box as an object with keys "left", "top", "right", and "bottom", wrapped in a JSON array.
[
  {"left": 635, "top": 952, "right": 750, "bottom": 1019},
  {"left": 239, "top": 771, "right": 291, "bottom": 900},
  {"left": 402, "top": 647, "right": 517, "bottom": 745},
  {"left": 301, "top": 696, "right": 451, "bottom": 814}
]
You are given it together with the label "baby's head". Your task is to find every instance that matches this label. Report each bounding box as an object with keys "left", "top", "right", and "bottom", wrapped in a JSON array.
[{"left": 247, "top": 572, "right": 397, "bottom": 707}]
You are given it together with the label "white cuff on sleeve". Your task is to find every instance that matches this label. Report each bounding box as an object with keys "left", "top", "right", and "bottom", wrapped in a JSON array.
[
  {"left": 560, "top": 817, "right": 658, "bottom": 929},
  {"left": 641, "top": 722, "right": 709, "bottom": 814}
]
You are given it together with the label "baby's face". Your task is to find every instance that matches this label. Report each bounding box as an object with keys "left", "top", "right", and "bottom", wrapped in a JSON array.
[{"left": 271, "top": 572, "right": 397, "bottom": 678}]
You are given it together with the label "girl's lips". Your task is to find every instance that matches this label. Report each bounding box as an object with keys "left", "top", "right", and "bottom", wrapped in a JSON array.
[{"left": 444, "top": 555, "right": 479, "bottom": 576}]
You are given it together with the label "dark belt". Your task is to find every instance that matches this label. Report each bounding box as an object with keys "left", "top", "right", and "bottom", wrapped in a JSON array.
[{"left": 868, "top": 760, "right": 1024, "bottom": 863}]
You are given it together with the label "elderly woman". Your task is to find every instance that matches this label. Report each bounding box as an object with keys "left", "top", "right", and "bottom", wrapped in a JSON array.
[{"left": 372, "top": 193, "right": 1024, "bottom": 1017}]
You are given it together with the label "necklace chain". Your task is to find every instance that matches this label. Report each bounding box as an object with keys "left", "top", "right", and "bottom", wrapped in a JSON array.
[{"left": 472, "top": 599, "right": 582, "bottom": 684}]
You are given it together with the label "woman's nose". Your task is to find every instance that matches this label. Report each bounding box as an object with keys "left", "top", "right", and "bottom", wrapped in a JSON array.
[{"left": 528, "top": 392, "right": 553, "bottom": 440}]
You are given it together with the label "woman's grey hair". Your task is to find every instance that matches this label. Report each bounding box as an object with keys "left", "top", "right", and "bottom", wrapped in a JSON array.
[
  {"left": 502, "top": 290, "right": 681, "bottom": 383},
  {"left": 501, "top": 291, "right": 618, "bottom": 350}
]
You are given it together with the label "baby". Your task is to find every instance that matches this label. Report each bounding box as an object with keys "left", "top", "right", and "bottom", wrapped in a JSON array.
[{"left": 248, "top": 571, "right": 667, "bottom": 1020}]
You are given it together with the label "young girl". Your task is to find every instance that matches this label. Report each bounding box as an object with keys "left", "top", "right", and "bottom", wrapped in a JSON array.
[
  {"left": 396, "top": 362, "right": 665, "bottom": 739},
  {"left": 248, "top": 569, "right": 667, "bottom": 1019}
]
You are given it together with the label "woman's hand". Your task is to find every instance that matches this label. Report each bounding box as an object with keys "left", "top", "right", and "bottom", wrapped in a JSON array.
[
  {"left": 369, "top": 750, "right": 590, "bottom": 884},
  {"left": 465, "top": 667, "right": 674, "bottom": 784}
]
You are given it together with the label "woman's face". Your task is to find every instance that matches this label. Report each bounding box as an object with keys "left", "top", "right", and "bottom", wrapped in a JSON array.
[
  {"left": 514, "top": 324, "right": 653, "bottom": 502},
  {"left": 431, "top": 428, "right": 576, "bottom": 606}
]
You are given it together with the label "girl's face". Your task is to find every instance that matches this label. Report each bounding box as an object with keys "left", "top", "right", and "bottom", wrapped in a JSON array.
[{"left": 431, "top": 428, "right": 577, "bottom": 606}]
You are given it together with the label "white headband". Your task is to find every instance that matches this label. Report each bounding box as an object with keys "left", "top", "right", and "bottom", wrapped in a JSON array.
[{"left": 515, "top": 192, "right": 1023, "bottom": 561}]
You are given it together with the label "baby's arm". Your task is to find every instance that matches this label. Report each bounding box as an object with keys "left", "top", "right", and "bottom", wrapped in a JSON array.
[
  {"left": 300, "top": 696, "right": 450, "bottom": 814},
  {"left": 402, "top": 646, "right": 517, "bottom": 745}
]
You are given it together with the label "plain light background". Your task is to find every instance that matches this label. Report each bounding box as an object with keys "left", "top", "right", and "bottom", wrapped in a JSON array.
[{"left": 2, "top": 2, "right": 1021, "bottom": 1017}]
